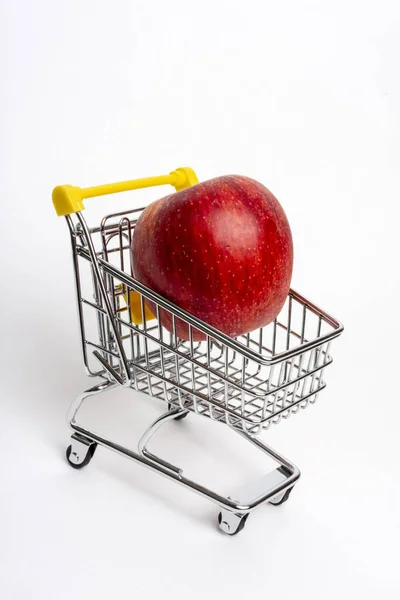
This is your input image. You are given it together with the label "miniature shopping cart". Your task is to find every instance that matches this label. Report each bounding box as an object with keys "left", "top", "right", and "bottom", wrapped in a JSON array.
[{"left": 52, "top": 167, "right": 343, "bottom": 535}]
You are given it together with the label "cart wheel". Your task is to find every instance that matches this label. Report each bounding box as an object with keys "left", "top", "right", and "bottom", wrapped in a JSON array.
[
  {"left": 168, "top": 403, "right": 189, "bottom": 420},
  {"left": 218, "top": 511, "right": 249, "bottom": 535},
  {"left": 66, "top": 442, "right": 97, "bottom": 469},
  {"left": 269, "top": 487, "right": 293, "bottom": 506}
]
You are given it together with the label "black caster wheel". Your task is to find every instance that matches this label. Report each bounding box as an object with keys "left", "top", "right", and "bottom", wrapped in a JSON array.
[
  {"left": 218, "top": 511, "right": 249, "bottom": 535},
  {"left": 66, "top": 442, "right": 97, "bottom": 469},
  {"left": 168, "top": 403, "right": 189, "bottom": 420},
  {"left": 269, "top": 487, "right": 293, "bottom": 506}
]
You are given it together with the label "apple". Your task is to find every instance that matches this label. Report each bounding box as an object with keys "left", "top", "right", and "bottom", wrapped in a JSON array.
[{"left": 131, "top": 175, "right": 293, "bottom": 341}]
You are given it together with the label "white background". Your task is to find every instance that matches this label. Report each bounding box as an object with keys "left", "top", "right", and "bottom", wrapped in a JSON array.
[{"left": 1, "top": 1, "right": 399, "bottom": 598}]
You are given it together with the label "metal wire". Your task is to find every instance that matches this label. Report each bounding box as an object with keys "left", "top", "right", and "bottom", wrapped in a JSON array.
[{"left": 66, "top": 206, "right": 343, "bottom": 434}]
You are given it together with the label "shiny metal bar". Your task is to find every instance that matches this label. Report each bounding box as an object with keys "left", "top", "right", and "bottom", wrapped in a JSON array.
[
  {"left": 68, "top": 380, "right": 300, "bottom": 513},
  {"left": 286, "top": 294, "right": 293, "bottom": 350},
  {"left": 66, "top": 205, "right": 342, "bottom": 435},
  {"left": 189, "top": 325, "right": 198, "bottom": 413},
  {"left": 206, "top": 335, "right": 215, "bottom": 418},
  {"left": 171, "top": 314, "right": 182, "bottom": 407},
  {"left": 138, "top": 408, "right": 185, "bottom": 475},
  {"left": 85, "top": 340, "right": 120, "bottom": 360},
  {"left": 272, "top": 318, "right": 278, "bottom": 356},
  {"left": 76, "top": 245, "right": 343, "bottom": 367},
  {"left": 76, "top": 213, "right": 130, "bottom": 385},
  {"left": 140, "top": 294, "right": 152, "bottom": 395},
  {"left": 301, "top": 304, "right": 307, "bottom": 344},
  {"left": 156, "top": 304, "right": 168, "bottom": 401},
  {"left": 92, "top": 350, "right": 124, "bottom": 385},
  {"left": 66, "top": 216, "right": 91, "bottom": 375},
  {"left": 81, "top": 297, "right": 107, "bottom": 315}
]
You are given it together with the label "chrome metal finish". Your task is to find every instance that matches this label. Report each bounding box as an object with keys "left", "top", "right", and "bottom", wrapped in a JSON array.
[
  {"left": 61, "top": 200, "right": 343, "bottom": 533},
  {"left": 93, "top": 349, "right": 124, "bottom": 385},
  {"left": 67, "top": 380, "right": 300, "bottom": 517},
  {"left": 73, "top": 240, "right": 340, "bottom": 432},
  {"left": 137, "top": 408, "right": 186, "bottom": 475},
  {"left": 67, "top": 378, "right": 117, "bottom": 427},
  {"left": 229, "top": 465, "right": 293, "bottom": 507},
  {"left": 76, "top": 213, "right": 131, "bottom": 386}
]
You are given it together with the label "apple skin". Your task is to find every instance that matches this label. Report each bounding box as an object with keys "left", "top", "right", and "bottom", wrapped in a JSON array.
[{"left": 131, "top": 175, "right": 293, "bottom": 341}]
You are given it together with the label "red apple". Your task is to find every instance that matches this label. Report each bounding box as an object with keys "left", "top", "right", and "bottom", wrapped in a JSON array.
[{"left": 131, "top": 175, "right": 293, "bottom": 341}]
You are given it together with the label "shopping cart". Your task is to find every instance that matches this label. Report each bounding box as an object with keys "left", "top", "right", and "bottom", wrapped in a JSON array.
[{"left": 53, "top": 167, "right": 343, "bottom": 535}]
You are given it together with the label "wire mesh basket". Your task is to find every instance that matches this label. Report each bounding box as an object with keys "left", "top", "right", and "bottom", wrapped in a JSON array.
[{"left": 74, "top": 208, "right": 341, "bottom": 435}]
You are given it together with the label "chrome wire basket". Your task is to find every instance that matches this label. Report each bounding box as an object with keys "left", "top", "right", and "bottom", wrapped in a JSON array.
[{"left": 54, "top": 167, "right": 343, "bottom": 535}]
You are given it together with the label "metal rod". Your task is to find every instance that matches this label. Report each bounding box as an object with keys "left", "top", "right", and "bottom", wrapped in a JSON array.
[
  {"left": 68, "top": 381, "right": 301, "bottom": 513},
  {"left": 76, "top": 213, "right": 131, "bottom": 385},
  {"left": 76, "top": 246, "right": 343, "bottom": 366}
]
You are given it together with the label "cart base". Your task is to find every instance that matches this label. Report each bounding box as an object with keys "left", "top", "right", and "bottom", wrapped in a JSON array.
[{"left": 66, "top": 378, "right": 301, "bottom": 535}]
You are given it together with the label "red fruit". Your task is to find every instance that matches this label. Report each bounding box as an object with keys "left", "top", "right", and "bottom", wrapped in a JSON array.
[{"left": 131, "top": 175, "right": 293, "bottom": 341}]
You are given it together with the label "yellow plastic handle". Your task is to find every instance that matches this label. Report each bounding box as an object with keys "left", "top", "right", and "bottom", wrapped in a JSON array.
[{"left": 52, "top": 167, "right": 199, "bottom": 217}]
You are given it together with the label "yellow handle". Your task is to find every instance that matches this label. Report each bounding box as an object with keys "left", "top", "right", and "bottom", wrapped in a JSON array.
[
  {"left": 124, "top": 289, "right": 156, "bottom": 325},
  {"left": 52, "top": 167, "right": 199, "bottom": 217}
]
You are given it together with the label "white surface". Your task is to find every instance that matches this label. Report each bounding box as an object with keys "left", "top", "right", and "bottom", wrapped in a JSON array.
[{"left": 1, "top": 1, "right": 399, "bottom": 598}]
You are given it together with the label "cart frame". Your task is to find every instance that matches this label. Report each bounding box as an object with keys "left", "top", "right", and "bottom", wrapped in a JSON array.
[{"left": 53, "top": 167, "right": 343, "bottom": 534}]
